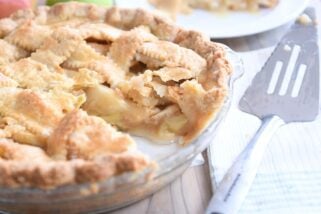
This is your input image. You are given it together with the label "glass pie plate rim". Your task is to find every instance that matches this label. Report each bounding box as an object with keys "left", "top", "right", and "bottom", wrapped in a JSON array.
[{"left": 0, "top": 46, "right": 243, "bottom": 209}]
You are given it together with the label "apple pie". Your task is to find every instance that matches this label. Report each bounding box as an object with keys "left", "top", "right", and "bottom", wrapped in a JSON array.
[
  {"left": 149, "top": 0, "right": 278, "bottom": 17},
  {"left": 0, "top": 2, "right": 232, "bottom": 189}
]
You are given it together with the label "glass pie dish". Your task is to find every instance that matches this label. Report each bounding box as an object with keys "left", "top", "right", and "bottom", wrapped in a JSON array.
[{"left": 0, "top": 47, "right": 243, "bottom": 214}]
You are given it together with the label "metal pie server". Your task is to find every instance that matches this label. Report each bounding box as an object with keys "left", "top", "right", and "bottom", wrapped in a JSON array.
[{"left": 206, "top": 7, "right": 320, "bottom": 214}]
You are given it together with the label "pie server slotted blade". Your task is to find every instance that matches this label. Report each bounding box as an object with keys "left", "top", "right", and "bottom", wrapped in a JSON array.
[
  {"left": 239, "top": 10, "right": 319, "bottom": 122},
  {"left": 207, "top": 7, "right": 320, "bottom": 214}
]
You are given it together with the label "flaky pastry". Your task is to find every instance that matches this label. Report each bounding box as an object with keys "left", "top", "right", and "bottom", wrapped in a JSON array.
[{"left": 0, "top": 2, "right": 232, "bottom": 189}]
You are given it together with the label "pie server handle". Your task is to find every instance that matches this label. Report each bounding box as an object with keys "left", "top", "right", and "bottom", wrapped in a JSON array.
[{"left": 205, "top": 116, "right": 284, "bottom": 214}]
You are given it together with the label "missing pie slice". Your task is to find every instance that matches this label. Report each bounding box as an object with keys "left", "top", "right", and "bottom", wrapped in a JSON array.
[{"left": 0, "top": 2, "right": 232, "bottom": 189}]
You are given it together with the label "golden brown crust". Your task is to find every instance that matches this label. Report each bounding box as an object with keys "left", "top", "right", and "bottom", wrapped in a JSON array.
[
  {"left": 47, "top": 110, "right": 136, "bottom": 160},
  {"left": 47, "top": 2, "right": 107, "bottom": 23},
  {"left": 0, "top": 39, "right": 28, "bottom": 66},
  {"left": 0, "top": 139, "right": 150, "bottom": 189},
  {"left": 0, "top": 88, "right": 84, "bottom": 147},
  {"left": 109, "top": 27, "right": 158, "bottom": 71},
  {"left": 5, "top": 20, "right": 52, "bottom": 51},
  {"left": 0, "top": 2, "right": 232, "bottom": 189},
  {"left": 105, "top": 7, "right": 179, "bottom": 41},
  {"left": 0, "top": 58, "right": 74, "bottom": 90}
]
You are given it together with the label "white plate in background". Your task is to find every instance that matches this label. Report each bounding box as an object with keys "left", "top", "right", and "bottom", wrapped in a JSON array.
[{"left": 115, "top": 0, "right": 309, "bottom": 38}]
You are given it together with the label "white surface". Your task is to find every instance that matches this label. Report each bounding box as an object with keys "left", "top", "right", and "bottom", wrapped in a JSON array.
[
  {"left": 115, "top": 0, "right": 309, "bottom": 38},
  {"left": 208, "top": 49, "right": 321, "bottom": 213}
]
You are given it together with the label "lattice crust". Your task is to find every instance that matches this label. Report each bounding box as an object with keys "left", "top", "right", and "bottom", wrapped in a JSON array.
[
  {"left": 47, "top": 110, "right": 137, "bottom": 160},
  {"left": 5, "top": 20, "right": 52, "bottom": 51},
  {"left": 0, "top": 40, "right": 29, "bottom": 65},
  {"left": 63, "top": 41, "right": 106, "bottom": 69},
  {"left": 0, "top": 138, "right": 150, "bottom": 189},
  {"left": 0, "top": 9, "right": 35, "bottom": 38},
  {"left": 0, "top": 58, "right": 74, "bottom": 90},
  {"left": 78, "top": 23, "right": 124, "bottom": 41},
  {"left": 0, "top": 2, "right": 232, "bottom": 189},
  {"left": 109, "top": 27, "right": 158, "bottom": 71},
  {"left": 0, "top": 87, "right": 85, "bottom": 147}
]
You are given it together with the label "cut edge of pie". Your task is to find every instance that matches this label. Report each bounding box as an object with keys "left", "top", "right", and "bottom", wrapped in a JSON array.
[{"left": 0, "top": 2, "right": 232, "bottom": 189}]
